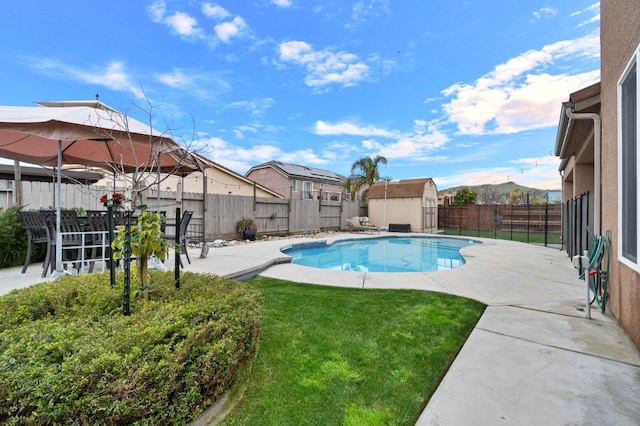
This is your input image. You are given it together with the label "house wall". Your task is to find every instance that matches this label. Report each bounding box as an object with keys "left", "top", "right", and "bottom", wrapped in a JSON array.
[
  {"left": 246, "top": 168, "right": 290, "bottom": 197},
  {"left": 246, "top": 168, "right": 345, "bottom": 200},
  {"left": 573, "top": 162, "right": 594, "bottom": 196},
  {"left": 182, "top": 168, "right": 277, "bottom": 197},
  {"left": 600, "top": 0, "right": 640, "bottom": 349}
]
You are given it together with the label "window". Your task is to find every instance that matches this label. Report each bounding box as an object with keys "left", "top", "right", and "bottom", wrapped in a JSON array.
[
  {"left": 292, "top": 179, "right": 300, "bottom": 192},
  {"left": 303, "top": 181, "right": 313, "bottom": 199},
  {"left": 619, "top": 44, "right": 640, "bottom": 269}
]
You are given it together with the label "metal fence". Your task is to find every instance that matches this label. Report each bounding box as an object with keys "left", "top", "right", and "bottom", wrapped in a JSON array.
[
  {"left": 562, "top": 192, "right": 592, "bottom": 259},
  {"left": 438, "top": 203, "right": 562, "bottom": 247}
]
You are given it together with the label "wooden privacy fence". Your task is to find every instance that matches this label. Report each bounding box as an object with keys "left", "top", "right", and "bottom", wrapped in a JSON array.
[{"left": 1, "top": 180, "right": 360, "bottom": 243}]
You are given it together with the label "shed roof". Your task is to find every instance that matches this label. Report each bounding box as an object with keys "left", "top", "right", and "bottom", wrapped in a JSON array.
[
  {"left": 247, "top": 161, "right": 345, "bottom": 183},
  {"left": 368, "top": 178, "right": 435, "bottom": 199}
]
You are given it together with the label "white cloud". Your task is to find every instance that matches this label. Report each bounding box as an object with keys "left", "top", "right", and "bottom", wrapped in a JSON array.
[
  {"left": 571, "top": 2, "right": 600, "bottom": 27},
  {"left": 314, "top": 120, "right": 398, "bottom": 138},
  {"left": 350, "top": 0, "right": 390, "bottom": 24},
  {"left": 277, "top": 41, "right": 370, "bottom": 90},
  {"left": 147, "top": 1, "right": 203, "bottom": 39},
  {"left": 165, "top": 12, "right": 202, "bottom": 37},
  {"left": 531, "top": 6, "right": 556, "bottom": 22},
  {"left": 227, "top": 98, "right": 275, "bottom": 116},
  {"left": 154, "top": 68, "right": 232, "bottom": 100},
  {"left": 441, "top": 32, "right": 600, "bottom": 135},
  {"left": 202, "top": 3, "right": 231, "bottom": 19},
  {"left": 215, "top": 16, "right": 248, "bottom": 43},
  {"left": 314, "top": 118, "right": 450, "bottom": 161},
  {"left": 271, "top": 0, "right": 293, "bottom": 8},
  {"left": 27, "top": 58, "right": 144, "bottom": 98},
  {"left": 435, "top": 155, "right": 561, "bottom": 190}
]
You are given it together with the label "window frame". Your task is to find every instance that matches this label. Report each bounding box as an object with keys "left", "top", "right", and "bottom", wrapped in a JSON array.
[
  {"left": 303, "top": 181, "right": 313, "bottom": 199},
  {"left": 292, "top": 179, "right": 300, "bottom": 192},
  {"left": 618, "top": 43, "right": 640, "bottom": 271}
]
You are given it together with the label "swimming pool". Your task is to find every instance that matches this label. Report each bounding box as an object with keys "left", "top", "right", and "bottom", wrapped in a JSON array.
[{"left": 281, "top": 236, "right": 479, "bottom": 273}]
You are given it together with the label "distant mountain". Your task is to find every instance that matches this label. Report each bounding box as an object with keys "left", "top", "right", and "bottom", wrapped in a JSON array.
[{"left": 439, "top": 182, "right": 561, "bottom": 204}]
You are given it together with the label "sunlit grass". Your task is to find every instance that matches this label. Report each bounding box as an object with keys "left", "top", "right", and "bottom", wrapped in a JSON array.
[{"left": 221, "top": 277, "right": 485, "bottom": 425}]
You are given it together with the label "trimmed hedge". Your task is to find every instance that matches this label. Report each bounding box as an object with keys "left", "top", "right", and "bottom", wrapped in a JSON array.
[{"left": 0, "top": 271, "right": 263, "bottom": 425}]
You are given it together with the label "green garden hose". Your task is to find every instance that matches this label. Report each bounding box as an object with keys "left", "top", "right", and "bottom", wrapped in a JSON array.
[{"left": 580, "top": 234, "right": 610, "bottom": 314}]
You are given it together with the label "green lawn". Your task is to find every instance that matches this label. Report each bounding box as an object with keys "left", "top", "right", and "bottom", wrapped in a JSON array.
[
  {"left": 442, "top": 229, "right": 562, "bottom": 245},
  {"left": 220, "top": 277, "right": 486, "bottom": 426}
]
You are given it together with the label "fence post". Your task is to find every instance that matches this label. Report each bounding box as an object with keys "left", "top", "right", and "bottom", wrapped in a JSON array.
[{"left": 544, "top": 202, "right": 549, "bottom": 247}]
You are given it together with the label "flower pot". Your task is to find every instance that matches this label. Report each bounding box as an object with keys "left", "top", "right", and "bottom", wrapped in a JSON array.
[{"left": 242, "top": 229, "right": 256, "bottom": 241}]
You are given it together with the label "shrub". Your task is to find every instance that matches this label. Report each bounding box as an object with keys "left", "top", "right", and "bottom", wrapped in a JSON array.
[
  {"left": 0, "top": 271, "right": 263, "bottom": 425},
  {"left": 0, "top": 205, "right": 33, "bottom": 268}
]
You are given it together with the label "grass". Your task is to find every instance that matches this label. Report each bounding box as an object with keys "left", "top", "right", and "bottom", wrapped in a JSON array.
[
  {"left": 442, "top": 229, "right": 562, "bottom": 245},
  {"left": 220, "top": 277, "right": 486, "bottom": 426}
]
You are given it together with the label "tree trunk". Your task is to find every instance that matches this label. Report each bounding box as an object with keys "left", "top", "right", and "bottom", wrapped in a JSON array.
[{"left": 138, "top": 256, "right": 149, "bottom": 300}]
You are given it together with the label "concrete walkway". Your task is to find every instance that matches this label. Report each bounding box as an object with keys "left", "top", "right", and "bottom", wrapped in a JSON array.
[{"left": 4, "top": 233, "right": 640, "bottom": 425}]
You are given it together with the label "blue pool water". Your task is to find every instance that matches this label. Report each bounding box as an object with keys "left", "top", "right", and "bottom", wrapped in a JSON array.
[{"left": 282, "top": 236, "right": 479, "bottom": 273}]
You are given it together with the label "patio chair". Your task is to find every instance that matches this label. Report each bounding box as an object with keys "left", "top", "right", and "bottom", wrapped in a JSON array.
[
  {"left": 41, "top": 210, "right": 91, "bottom": 275},
  {"left": 164, "top": 210, "right": 193, "bottom": 268},
  {"left": 346, "top": 216, "right": 379, "bottom": 234},
  {"left": 86, "top": 210, "right": 124, "bottom": 272},
  {"left": 17, "top": 210, "right": 51, "bottom": 274}
]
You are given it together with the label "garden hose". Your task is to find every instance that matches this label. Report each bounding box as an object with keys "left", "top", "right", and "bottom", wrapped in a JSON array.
[{"left": 579, "top": 234, "right": 610, "bottom": 314}]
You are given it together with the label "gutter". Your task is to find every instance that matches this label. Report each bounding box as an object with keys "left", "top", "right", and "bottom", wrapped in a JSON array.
[{"left": 561, "top": 102, "right": 602, "bottom": 235}]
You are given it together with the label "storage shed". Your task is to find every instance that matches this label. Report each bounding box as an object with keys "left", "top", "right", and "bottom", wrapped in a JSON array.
[{"left": 367, "top": 178, "right": 438, "bottom": 233}]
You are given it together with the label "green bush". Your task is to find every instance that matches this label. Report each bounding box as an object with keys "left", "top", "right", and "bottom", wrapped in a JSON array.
[
  {"left": 0, "top": 271, "right": 263, "bottom": 425},
  {"left": 0, "top": 205, "right": 37, "bottom": 268}
]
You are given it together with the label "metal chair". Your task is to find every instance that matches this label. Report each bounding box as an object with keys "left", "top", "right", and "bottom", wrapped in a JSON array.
[
  {"left": 17, "top": 210, "right": 51, "bottom": 275},
  {"left": 41, "top": 210, "right": 89, "bottom": 275},
  {"left": 164, "top": 210, "right": 193, "bottom": 268}
]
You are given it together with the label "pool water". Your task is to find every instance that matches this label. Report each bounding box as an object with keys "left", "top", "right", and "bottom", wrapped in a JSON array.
[{"left": 282, "top": 236, "right": 479, "bottom": 273}]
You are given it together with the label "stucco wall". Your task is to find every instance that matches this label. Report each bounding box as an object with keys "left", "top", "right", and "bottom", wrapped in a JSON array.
[
  {"left": 246, "top": 168, "right": 290, "bottom": 198},
  {"left": 600, "top": 0, "right": 640, "bottom": 349}
]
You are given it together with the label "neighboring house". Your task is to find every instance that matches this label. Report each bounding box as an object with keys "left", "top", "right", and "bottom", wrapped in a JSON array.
[
  {"left": 180, "top": 155, "right": 283, "bottom": 198},
  {"left": 555, "top": 0, "right": 640, "bottom": 351},
  {"left": 94, "top": 154, "right": 283, "bottom": 199},
  {"left": 367, "top": 178, "right": 438, "bottom": 233},
  {"left": 438, "top": 193, "right": 454, "bottom": 206},
  {"left": 245, "top": 161, "right": 346, "bottom": 200}
]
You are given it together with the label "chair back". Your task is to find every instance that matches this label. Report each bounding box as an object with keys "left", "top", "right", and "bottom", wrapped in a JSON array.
[
  {"left": 179, "top": 211, "right": 193, "bottom": 236},
  {"left": 41, "top": 210, "right": 83, "bottom": 244},
  {"left": 86, "top": 210, "right": 109, "bottom": 232},
  {"left": 18, "top": 210, "right": 49, "bottom": 244}
]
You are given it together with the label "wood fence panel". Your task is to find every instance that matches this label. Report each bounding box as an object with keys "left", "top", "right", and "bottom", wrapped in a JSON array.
[{"left": 2, "top": 180, "right": 361, "bottom": 241}]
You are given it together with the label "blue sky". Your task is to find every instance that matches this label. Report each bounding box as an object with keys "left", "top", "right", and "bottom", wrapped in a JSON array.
[{"left": 1, "top": 1, "right": 600, "bottom": 190}]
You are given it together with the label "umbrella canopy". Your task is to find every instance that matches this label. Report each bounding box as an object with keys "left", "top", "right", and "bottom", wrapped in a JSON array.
[
  {"left": 0, "top": 101, "right": 199, "bottom": 274},
  {"left": 0, "top": 102, "right": 196, "bottom": 175}
]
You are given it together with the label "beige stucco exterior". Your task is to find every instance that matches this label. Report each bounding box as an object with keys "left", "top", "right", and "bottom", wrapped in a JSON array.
[
  {"left": 367, "top": 178, "right": 438, "bottom": 233},
  {"left": 94, "top": 157, "right": 281, "bottom": 198},
  {"left": 599, "top": 0, "right": 640, "bottom": 350},
  {"left": 558, "top": 1, "right": 640, "bottom": 351}
]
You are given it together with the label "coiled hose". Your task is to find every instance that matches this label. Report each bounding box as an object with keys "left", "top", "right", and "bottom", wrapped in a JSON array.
[{"left": 579, "top": 234, "right": 610, "bottom": 314}]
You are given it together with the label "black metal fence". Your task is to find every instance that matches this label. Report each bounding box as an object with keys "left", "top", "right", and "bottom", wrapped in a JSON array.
[
  {"left": 438, "top": 203, "right": 562, "bottom": 247},
  {"left": 562, "top": 192, "right": 592, "bottom": 259}
]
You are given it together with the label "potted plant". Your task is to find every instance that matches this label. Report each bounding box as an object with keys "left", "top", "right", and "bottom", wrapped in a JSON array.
[{"left": 236, "top": 217, "right": 257, "bottom": 241}]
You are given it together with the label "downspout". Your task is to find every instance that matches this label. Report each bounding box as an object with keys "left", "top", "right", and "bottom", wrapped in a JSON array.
[{"left": 563, "top": 103, "right": 602, "bottom": 235}]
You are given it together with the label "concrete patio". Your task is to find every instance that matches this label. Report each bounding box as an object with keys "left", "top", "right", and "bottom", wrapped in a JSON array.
[{"left": 3, "top": 233, "right": 640, "bottom": 425}]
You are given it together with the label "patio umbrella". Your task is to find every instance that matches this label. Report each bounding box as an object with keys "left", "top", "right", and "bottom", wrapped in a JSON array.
[{"left": 0, "top": 101, "right": 198, "bottom": 274}]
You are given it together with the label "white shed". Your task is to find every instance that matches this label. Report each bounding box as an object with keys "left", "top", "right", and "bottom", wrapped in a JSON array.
[{"left": 368, "top": 178, "right": 438, "bottom": 233}]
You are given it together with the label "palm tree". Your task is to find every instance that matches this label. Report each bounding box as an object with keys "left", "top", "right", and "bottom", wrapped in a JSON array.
[{"left": 345, "top": 155, "right": 388, "bottom": 201}]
